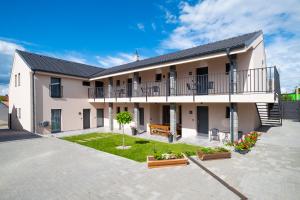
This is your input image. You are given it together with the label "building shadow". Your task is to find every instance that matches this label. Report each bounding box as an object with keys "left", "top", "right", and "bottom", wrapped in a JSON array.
[{"left": 0, "top": 129, "right": 41, "bottom": 143}]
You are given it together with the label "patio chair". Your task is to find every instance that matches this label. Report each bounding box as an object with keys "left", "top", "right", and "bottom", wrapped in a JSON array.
[{"left": 209, "top": 128, "right": 220, "bottom": 141}]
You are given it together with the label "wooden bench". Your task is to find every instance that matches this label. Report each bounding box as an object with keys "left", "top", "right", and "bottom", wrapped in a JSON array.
[
  {"left": 149, "top": 124, "right": 170, "bottom": 137},
  {"left": 149, "top": 124, "right": 182, "bottom": 137}
]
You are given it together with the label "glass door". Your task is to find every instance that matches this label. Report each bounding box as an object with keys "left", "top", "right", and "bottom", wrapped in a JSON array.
[{"left": 51, "top": 109, "right": 61, "bottom": 133}]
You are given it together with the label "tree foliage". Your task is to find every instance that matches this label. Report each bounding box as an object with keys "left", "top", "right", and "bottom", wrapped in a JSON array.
[{"left": 116, "top": 111, "right": 132, "bottom": 125}]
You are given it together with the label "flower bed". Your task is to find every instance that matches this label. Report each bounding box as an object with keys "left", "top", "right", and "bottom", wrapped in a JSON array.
[
  {"left": 147, "top": 152, "right": 188, "bottom": 168},
  {"left": 234, "top": 131, "right": 259, "bottom": 154},
  {"left": 197, "top": 147, "right": 231, "bottom": 161}
]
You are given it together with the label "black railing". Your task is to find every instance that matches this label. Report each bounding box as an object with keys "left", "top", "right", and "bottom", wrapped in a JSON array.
[
  {"left": 88, "top": 66, "right": 278, "bottom": 99},
  {"left": 49, "top": 85, "right": 63, "bottom": 98}
]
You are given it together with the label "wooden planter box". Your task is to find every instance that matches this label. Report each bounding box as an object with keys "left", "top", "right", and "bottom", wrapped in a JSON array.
[
  {"left": 147, "top": 155, "right": 188, "bottom": 168},
  {"left": 197, "top": 150, "right": 231, "bottom": 161}
]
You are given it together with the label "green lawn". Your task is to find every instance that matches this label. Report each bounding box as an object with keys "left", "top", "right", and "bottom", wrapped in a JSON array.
[{"left": 62, "top": 133, "right": 202, "bottom": 162}]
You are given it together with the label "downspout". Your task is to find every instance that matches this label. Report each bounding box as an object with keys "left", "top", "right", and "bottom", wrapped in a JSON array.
[
  {"left": 32, "top": 71, "right": 36, "bottom": 133},
  {"left": 226, "top": 48, "right": 234, "bottom": 143}
]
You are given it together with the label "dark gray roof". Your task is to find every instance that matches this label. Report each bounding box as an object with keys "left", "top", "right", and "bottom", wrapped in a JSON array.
[
  {"left": 16, "top": 50, "right": 104, "bottom": 78},
  {"left": 93, "top": 30, "right": 262, "bottom": 78}
]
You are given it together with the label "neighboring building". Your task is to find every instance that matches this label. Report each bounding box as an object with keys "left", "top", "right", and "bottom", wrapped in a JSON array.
[
  {"left": 0, "top": 102, "right": 8, "bottom": 128},
  {"left": 8, "top": 31, "right": 281, "bottom": 141}
]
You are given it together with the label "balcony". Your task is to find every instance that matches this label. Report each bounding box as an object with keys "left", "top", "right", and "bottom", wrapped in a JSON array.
[{"left": 88, "top": 66, "right": 280, "bottom": 103}]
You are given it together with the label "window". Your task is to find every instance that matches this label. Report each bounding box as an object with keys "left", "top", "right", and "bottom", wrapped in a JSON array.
[
  {"left": 50, "top": 77, "right": 62, "bottom": 98},
  {"left": 124, "top": 107, "right": 128, "bottom": 112},
  {"left": 15, "top": 74, "right": 17, "bottom": 87},
  {"left": 138, "top": 77, "right": 142, "bottom": 84},
  {"left": 155, "top": 74, "right": 162, "bottom": 82},
  {"left": 18, "top": 73, "right": 21, "bottom": 86},
  {"left": 226, "top": 106, "right": 230, "bottom": 118},
  {"left": 116, "top": 80, "right": 120, "bottom": 86},
  {"left": 82, "top": 81, "right": 90, "bottom": 86},
  {"left": 117, "top": 107, "right": 120, "bottom": 114},
  {"left": 225, "top": 63, "right": 230, "bottom": 75}
]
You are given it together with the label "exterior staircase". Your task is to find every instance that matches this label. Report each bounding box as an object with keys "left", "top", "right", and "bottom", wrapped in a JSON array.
[{"left": 256, "top": 103, "right": 282, "bottom": 126}]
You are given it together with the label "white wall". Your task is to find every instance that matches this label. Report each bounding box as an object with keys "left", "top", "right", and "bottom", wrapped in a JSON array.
[
  {"left": 34, "top": 73, "right": 102, "bottom": 134},
  {"left": 8, "top": 53, "right": 33, "bottom": 131}
]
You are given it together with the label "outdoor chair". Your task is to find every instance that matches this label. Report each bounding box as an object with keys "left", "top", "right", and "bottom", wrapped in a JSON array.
[{"left": 209, "top": 128, "right": 220, "bottom": 141}]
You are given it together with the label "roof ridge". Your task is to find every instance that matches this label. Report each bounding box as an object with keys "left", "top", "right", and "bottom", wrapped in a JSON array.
[
  {"left": 16, "top": 49, "right": 103, "bottom": 70},
  {"left": 98, "top": 30, "right": 262, "bottom": 72}
]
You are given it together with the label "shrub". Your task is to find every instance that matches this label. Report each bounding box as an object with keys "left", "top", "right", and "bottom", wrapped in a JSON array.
[{"left": 234, "top": 131, "right": 259, "bottom": 153}]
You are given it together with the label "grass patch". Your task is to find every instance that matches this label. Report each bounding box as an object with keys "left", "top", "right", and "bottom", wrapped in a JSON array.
[{"left": 62, "top": 133, "right": 201, "bottom": 162}]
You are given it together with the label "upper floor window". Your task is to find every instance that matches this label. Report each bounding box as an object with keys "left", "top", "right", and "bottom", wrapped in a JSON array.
[
  {"left": 116, "top": 80, "right": 120, "bottom": 86},
  {"left": 225, "top": 63, "right": 230, "bottom": 75},
  {"left": 18, "top": 73, "right": 21, "bottom": 86},
  {"left": 116, "top": 107, "right": 120, "bottom": 114},
  {"left": 50, "top": 77, "right": 62, "bottom": 98},
  {"left": 226, "top": 106, "right": 230, "bottom": 118},
  {"left": 124, "top": 107, "right": 128, "bottom": 112},
  {"left": 155, "top": 74, "right": 162, "bottom": 82},
  {"left": 82, "top": 81, "right": 90, "bottom": 86},
  {"left": 15, "top": 74, "right": 17, "bottom": 87}
]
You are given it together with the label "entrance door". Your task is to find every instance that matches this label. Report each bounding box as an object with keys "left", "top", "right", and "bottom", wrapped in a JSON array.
[
  {"left": 196, "top": 67, "right": 208, "bottom": 95},
  {"left": 95, "top": 81, "right": 104, "bottom": 98},
  {"left": 51, "top": 109, "right": 61, "bottom": 133},
  {"left": 162, "top": 105, "right": 170, "bottom": 124},
  {"left": 97, "top": 109, "right": 104, "bottom": 127},
  {"left": 139, "top": 108, "right": 145, "bottom": 130},
  {"left": 127, "top": 79, "right": 132, "bottom": 97},
  {"left": 197, "top": 106, "right": 208, "bottom": 135},
  {"left": 83, "top": 109, "right": 90, "bottom": 129}
]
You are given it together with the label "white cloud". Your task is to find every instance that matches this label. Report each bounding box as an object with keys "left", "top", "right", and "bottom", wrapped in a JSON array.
[
  {"left": 137, "top": 23, "right": 145, "bottom": 31},
  {"left": 96, "top": 53, "right": 139, "bottom": 68},
  {"left": 160, "top": 0, "right": 300, "bottom": 91},
  {"left": 0, "top": 40, "right": 25, "bottom": 94},
  {"left": 159, "top": 5, "right": 177, "bottom": 24},
  {"left": 0, "top": 84, "right": 8, "bottom": 95},
  {"left": 151, "top": 22, "right": 157, "bottom": 31},
  {"left": 0, "top": 40, "right": 24, "bottom": 55}
]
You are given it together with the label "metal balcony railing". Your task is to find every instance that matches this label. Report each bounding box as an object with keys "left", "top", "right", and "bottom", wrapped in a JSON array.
[{"left": 88, "top": 66, "right": 279, "bottom": 99}]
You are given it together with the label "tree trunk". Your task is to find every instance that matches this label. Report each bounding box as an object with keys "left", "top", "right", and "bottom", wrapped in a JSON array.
[{"left": 122, "top": 124, "right": 125, "bottom": 149}]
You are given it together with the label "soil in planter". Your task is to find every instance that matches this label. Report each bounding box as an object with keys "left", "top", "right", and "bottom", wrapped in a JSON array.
[{"left": 197, "top": 151, "right": 231, "bottom": 161}]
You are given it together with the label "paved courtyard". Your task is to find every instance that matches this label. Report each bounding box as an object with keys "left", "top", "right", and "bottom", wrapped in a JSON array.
[
  {"left": 198, "top": 120, "right": 300, "bottom": 200},
  {"left": 0, "top": 120, "right": 300, "bottom": 199},
  {"left": 0, "top": 130, "right": 237, "bottom": 200}
]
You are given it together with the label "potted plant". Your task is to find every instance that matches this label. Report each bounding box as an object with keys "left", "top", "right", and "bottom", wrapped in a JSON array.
[
  {"left": 147, "top": 151, "right": 188, "bottom": 168},
  {"left": 168, "top": 132, "right": 173, "bottom": 143},
  {"left": 197, "top": 147, "right": 231, "bottom": 160},
  {"left": 115, "top": 111, "right": 133, "bottom": 150},
  {"left": 130, "top": 122, "right": 137, "bottom": 135}
]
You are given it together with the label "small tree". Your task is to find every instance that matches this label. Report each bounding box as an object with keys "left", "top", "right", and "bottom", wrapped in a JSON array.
[{"left": 116, "top": 111, "right": 133, "bottom": 149}]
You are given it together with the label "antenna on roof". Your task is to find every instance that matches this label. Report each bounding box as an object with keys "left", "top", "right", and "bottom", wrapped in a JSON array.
[{"left": 135, "top": 49, "right": 140, "bottom": 61}]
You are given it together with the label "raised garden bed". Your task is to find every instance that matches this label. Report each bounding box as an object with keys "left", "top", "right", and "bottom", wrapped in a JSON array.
[
  {"left": 147, "top": 153, "right": 188, "bottom": 168},
  {"left": 197, "top": 147, "right": 231, "bottom": 161}
]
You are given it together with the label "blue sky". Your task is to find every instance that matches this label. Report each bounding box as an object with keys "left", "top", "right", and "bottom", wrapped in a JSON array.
[{"left": 1, "top": 0, "right": 300, "bottom": 94}]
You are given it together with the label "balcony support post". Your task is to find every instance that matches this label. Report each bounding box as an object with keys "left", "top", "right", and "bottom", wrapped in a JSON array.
[
  {"left": 133, "top": 72, "right": 139, "bottom": 97},
  {"left": 109, "top": 103, "right": 114, "bottom": 131},
  {"left": 230, "top": 103, "right": 239, "bottom": 142},
  {"left": 227, "top": 50, "right": 238, "bottom": 142},
  {"left": 170, "top": 103, "right": 177, "bottom": 142},
  {"left": 134, "top": 103, "right": 140, "bottom": 131},
  {"left": 169, "top": 65, "right": 177, "bottom": 96},
  {"left": 108, "top": 77, "right": 113, "bottom": 98}
]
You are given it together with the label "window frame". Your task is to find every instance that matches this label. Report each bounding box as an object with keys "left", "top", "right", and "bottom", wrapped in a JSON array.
[{"left": 50, "top": 77, "right": 62, "bottom": 98}]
